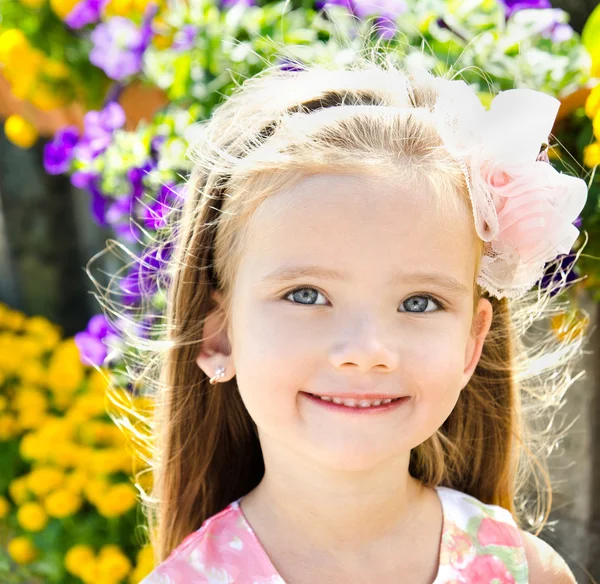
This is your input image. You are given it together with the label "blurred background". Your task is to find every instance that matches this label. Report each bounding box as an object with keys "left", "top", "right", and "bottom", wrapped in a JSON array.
[{"left": 1, "top": 0, "right": 600, "bottom": 582}]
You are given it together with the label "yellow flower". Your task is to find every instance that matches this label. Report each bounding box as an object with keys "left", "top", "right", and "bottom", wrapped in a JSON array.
[
  {"left": 17, "top": 502, "right": 48, "bottom": 531},
  {"left": 96, "top": 483, "right": 137, "bottom": 517},
  {"left": 551, "top": 311, "right": 590, "bottom": 342},
  {"left": 7, "top": 536, "right": 38, "bottom": 564},
  {"left": 65, "top": 544, "right": 96, "bottom": 577},
  {"left": 594, "top": 113, "right": 600, "bottom": 142},
  {"left": 0, "top": 495, "right": 10, "bottom": 519},
  {"left": 20, "top": 431, "right": 51, "bottom": 461},
  {"left": 44, "top": 488, "right": 82, "bottom": 518},
  {"left": 24, "top": 316, "right": 62, "bottom": 350},
  {"left": 130, "top": 544, "right": 155, "bottom": 583},
  {"left": 0, "top": 395, "right": 8, "bottom": 411},
  {"left": 583, "top": 142, "right": 600, "bottom": 168},
  {"left": 0, "top": 29, "right": 28, "bottom": 63},
  {"left": 19, "top": 361, "right": 47, "bottom": 385},
  {"left": 50, "top": 441, "right": 85, "bottom": 468},
  {"left": 98, "top": 545, "right": 132, "bottom": 580},
  {"left": 104, "top": 0, "right": 135, "bottom": 17},
  {"left": 83, "top": 477, "right": 109, "bottom": 505},
  {"left": 89, "top": 447, "right": 132, "bottom": 475},
  {"left": 72, "top": 392, "right": 107, "bottom": 420},
  {"left": 4, "top": 115, "right": 38, "bottom": 149},
  {"left": 17, "top": 408, "right": 48, "bottom": 430},
  {"left": 4, "top": 49, "right": 44, "bottom": 100},
  {"left": 30, "top": 88, "right": 70, "bottom": 111},
  {"left": 585, "top": 84, "right": 600, "bottom": 120},
  {"left": 47, "top": 339, "right": 85, "bottom": 394},
  {"left": 64, "top": 469, "right": 90, "bottom": 494},
  {"left": 13, "top": 387, "right": 48, "bottom": 412},
  {"left": 0, "top": 413, "right": 19, "bottom": 440},
  {"left": 88, "top": 368, "right": 111, "bottom": 394},
  {"left": 80, "top": 421, "right": 117, "bottom": 446},
  {"left": 78, "top": 559, "right": 100, "bottom": 584},
  {"left": 26, "top": 466, "right": 65, "bottom": 497},
  {"left": 49, "top": 0, "right": 79, "bottom": 19},
  {"left": 43, "top": 59, "right": 70, "bottom": 79},
  {"left": 9, "top": 477, "right": 31, "bottom": 505},
  {"left": 0, "top": 307, "right": 26, "bottom": 330}
]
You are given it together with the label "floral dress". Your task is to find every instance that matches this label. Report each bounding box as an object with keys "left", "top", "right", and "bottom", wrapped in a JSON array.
[{"left": 139, "top": 486, "right": 528, "bottom": 584}]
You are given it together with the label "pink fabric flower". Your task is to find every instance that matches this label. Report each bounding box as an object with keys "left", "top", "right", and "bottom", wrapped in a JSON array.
[
  {"left": 476, "top": 517, "right": 522, "bottom": 547},
  {"left": 423, "top": 71, "right": 589, "bottom": 298},
  {"left": 461, "top": 554, "right": 517, "bottom": 584},
  {"left": 477, "top": 159, "right": 586, "bottom": 264}
]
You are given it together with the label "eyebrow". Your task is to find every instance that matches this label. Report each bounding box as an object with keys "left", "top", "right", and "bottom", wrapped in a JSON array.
[{"left": 260, "top": 264, "right": 470, "bottom": 295}]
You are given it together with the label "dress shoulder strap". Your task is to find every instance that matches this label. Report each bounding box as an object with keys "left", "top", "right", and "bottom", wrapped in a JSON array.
[{"left": 433, "top": 486, "right": 529, "bottom": 584}]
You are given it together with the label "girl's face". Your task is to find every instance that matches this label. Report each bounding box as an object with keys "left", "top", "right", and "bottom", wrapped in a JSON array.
[{"left": 205, "top": 172, "right": 492, "bottom": 470}]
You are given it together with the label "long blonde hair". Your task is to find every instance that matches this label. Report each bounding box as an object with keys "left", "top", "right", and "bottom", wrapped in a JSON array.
[{"left": 97, "top": 52, "right": 587, "bottom": 566}]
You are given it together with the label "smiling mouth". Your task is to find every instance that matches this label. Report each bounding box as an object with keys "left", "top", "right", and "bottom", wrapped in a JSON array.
[{"left": 302, "top": 392, "right": 409, "bottom": 409}]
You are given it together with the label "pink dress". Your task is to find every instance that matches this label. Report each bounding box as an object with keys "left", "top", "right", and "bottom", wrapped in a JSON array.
[{"left": 139, "top": 486, "right": 528, "bottom": 584}]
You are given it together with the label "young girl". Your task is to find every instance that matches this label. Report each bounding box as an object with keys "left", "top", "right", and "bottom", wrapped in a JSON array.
[{"left": 131, "top": 55, "right": 588, "bottom": 583}]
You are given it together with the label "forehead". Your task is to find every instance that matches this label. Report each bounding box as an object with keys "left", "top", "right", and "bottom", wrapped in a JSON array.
[{"left": 238, "top": 173, "right": 477, "bottom": 287}]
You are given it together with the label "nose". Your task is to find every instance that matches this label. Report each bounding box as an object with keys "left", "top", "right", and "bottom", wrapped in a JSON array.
[{"left": 328, "top": 311, "right": 399, "bottom": 373}]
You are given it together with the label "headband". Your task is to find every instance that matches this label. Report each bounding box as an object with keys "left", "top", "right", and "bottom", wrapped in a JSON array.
[{"left": 186, "top": 71, "right": 588, "bottom": 300}]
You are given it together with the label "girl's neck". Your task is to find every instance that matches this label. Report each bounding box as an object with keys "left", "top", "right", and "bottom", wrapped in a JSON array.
[{"left": 240, "top": 448, "right": 426, "bottom": 554}]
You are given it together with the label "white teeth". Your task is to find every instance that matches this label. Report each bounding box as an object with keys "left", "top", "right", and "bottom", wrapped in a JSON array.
[{"left": 312, "top": 394, "right": 400, "bottom": 408}]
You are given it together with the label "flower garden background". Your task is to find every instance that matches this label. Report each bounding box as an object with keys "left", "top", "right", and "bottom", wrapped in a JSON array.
[{"left": 1, "top": 0, "right": 600, "bottom": 582}]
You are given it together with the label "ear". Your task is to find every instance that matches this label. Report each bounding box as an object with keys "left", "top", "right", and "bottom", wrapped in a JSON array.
[
  {"left": 461, "top": 297, "right": 493, "bottom": 389},
  {"left": 195, "top": 290, "right": 236, "bottom": 383}
]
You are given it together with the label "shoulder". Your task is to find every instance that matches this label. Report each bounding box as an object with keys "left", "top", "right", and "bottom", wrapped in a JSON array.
[
  {"left": 520, "top": 530, "right": 576, "bottom": 584},
  {"left": 139, "top": 501, "right": 244, "bottom": 583}
]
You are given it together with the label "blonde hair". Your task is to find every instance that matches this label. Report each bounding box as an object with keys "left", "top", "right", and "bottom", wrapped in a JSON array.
[{"left": 95, "top": 51, "right": 587, "bottom": 566}]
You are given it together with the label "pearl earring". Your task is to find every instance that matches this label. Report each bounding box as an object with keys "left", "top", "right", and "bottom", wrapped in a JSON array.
[{"left": 209, "top": 365, "right": 226, "bottom": 385}]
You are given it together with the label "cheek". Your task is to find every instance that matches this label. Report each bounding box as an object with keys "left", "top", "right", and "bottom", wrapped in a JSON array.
[
  {"left": 230, "top": 302, "right": 311, "bottom": 423},
  {"left": 403, "top": 328, "right": 468, "bottom": 413}
]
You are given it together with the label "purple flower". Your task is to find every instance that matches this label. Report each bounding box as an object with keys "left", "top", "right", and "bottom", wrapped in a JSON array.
[
  {"left": 171, "top": 25, "right": 198, "bottom": 52},
  {"left": 546, "top": 22, "right": 573, "bottom": 42},
  {"left": 73, "top": 102, "right": 125, "bottom": 163},
  {"left": 128, "top": 160, "right": 155, "bottom": 199},
  {"left": 65, "top": 0, "right": 108, "bottom": 29},
  {"left": 142, "top": 183, "right": 184, "bottom": 230},
  {"left": 89, "top": 181, "right": 111, "bottom": 227},
  {"left": 351, "top": 0, "right": 407, "bottom": 19},
  {"left": 71, "top": 170, "right": 97, "bottom": 190},
  {"left": 538, "top": 254, "right": 579, "bottom": 297},
  {"left": 120, "top": 265, "right": 143, "bottom": 305},
  {"left": 43, "top": 126, "right": 80, "bottom": 175},
  {"left": 136, "top": 244, "right": 173, "bottom": 298},
  {"left": 501, "top": 0, "right": 551, "bottom": 18},
  {"left": 106, "top": 196, "right": 142, "bottom": 243},
  {"left": 90, "top": 5, "right": 157, "bottom": 80},
  {"left": 315, "top": 0, "right": 352, "bottom": 10},
  {"left": 533, "top": 9, "right": 574, "bottom": 42},
  {"left": 221, "top": 0, "right": 255, "bottom": 7},
  {"left": 278, "top": 57, "right": 306, "bottom": 72},
  {"left": 150, "top": 135, "right": 166, "bottom": 155},
  {"left": 74, "top": 314, "right": 119, "bottom": 366}
]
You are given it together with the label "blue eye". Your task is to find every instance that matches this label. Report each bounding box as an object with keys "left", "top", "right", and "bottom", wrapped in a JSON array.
[
  {"left": 400, "top": 295, "right": 443, "bottom": 313},
  {"left": 285, "top": 287, "right": 328, "bottom": 305}
]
